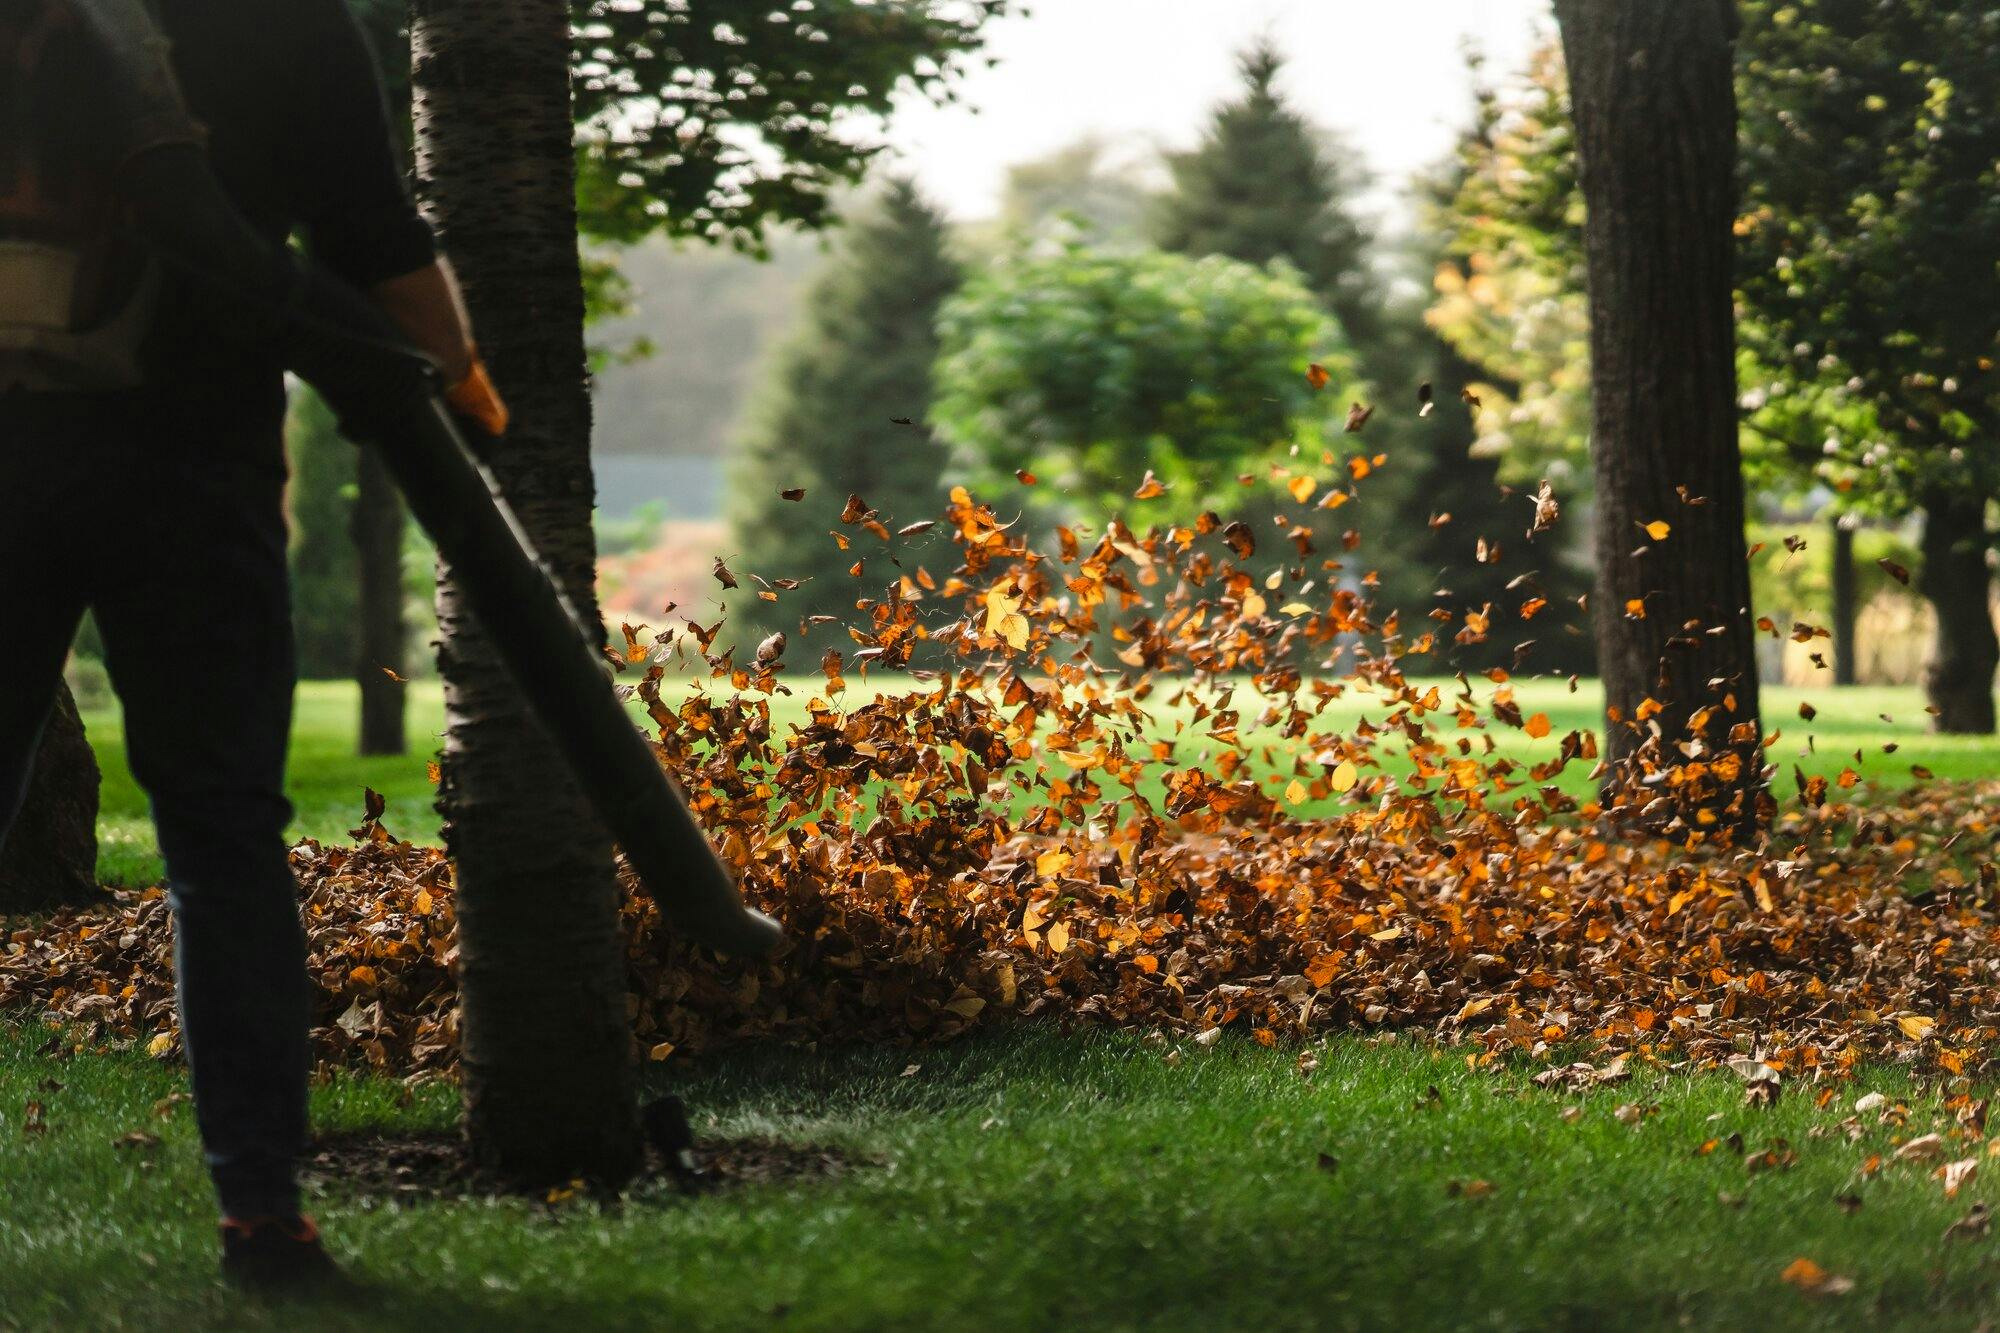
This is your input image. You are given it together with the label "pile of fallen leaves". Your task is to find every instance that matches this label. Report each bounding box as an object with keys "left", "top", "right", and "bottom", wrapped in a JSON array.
[
  {"left": 7, "top": 780, "right": 1998, "bottom": 1082},
  {"left": 7, "top": 458, "right": 2000, "bottom": 1083}
]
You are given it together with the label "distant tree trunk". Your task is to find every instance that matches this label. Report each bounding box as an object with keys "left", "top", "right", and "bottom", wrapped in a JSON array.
[
  {"left": 410, "top": 0, "right": 641, "bottom": 1186},
  {"left": 1, "top": 686, "right": 101, "bottom": 911},
  {"left": 353, "top": 450, "right": 409, "bottom": 756},
  {"left": 1555, "top": 0, "right": 1765, "bottom": 834},
  {"left": 1917, "top": 492, "right": 1997, "bottom": 734},
  {"left": 1830, "top": 517, "right": 1857, "bottom": 687}
]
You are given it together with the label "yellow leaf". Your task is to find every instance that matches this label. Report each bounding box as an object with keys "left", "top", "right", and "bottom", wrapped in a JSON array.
[
  {"left": 1643, "top": 520, "right": 1671, "bottom": 541},
  {"left": 1046, "top": 921, "right": 1072, "bottom": 953},
  {"left": 1897, "top": 1014, "right": 1936, "bottom": 1041},
  {"left": 1285, "top": 779, "right": 1308, "bottom": 805},
  {"left": 1288, "top": 474, "right": 1316, "bottom": 504},
  {"left": 1330, "top": 760, "right": 1359, "bottom": 794},
  {"left": 648, "top": 1041, "right": 676, "bottom": 1062},
  {"left": 1523, "top": 712, "right": 1551, "bottom": 739},
  {"left": 147, "top": 1033, "right": 173, "bottom": 1058},
  {"left": 413, "top": 889, "right": 434, "bottom": 916}
]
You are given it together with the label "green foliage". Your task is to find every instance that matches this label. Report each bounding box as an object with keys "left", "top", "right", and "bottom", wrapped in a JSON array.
[
  {"left": 285, "top": 391, "right": 361, "bottom": 681},
  {"left": 1433, "top": 7, "right": 2000, "bottom": 518},
  {"left": 931, "top": 245, "right": 1345, "bottom": 521},
  {"left": 1735, "top": 0, "right": 2000, "bottom": 509},
  {"left": 574, "top": 0, "right": 1007, "bottom": 249},
  {"left": 724, "top": 180, "right": 961, "bottom": 657},
  {"left": 1424, "top": 47, "right": 1592, "bottom": 484}
]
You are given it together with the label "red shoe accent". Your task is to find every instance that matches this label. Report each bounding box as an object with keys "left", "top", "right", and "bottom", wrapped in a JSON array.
[{"left": 221, "top": 1213, "right": 319, "bottom": 1243}]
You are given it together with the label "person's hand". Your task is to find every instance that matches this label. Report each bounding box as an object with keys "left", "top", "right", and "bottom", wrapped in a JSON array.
[{"left": 445, "top": 353, "right": 510, "bottom": 437}]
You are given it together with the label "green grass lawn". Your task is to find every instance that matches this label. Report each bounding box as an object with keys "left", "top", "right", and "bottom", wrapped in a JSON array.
[
  {"left": 28, "top": 681, "right": 2000, "bottom": 1328},
  {"left": 79, "top": 677, "right": 1997, "bottom": 889},
  {"left": 3, "top": 1022, "right": 1996, "bottom": 1331}
]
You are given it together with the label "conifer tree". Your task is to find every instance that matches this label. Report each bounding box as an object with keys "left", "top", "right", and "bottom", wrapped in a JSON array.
[
  {"left": 725, "top": 180, "right": 961, "bottom": 662},
  {"left": 1152, "top": 42, "right": 1382, "bottom": 350}
]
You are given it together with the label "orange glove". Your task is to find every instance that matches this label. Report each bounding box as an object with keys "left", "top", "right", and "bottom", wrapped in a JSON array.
[{"left": 445, "top": 354, "right": 510, "bottom": 437}]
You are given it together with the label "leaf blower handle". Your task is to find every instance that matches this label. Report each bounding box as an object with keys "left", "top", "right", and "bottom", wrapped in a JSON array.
[{"left": 110, "top": 148, "right": 781, "bottom": 958}]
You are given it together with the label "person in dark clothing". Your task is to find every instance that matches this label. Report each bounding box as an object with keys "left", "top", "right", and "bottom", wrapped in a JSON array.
[{"left": 0, "top": 0, "right": 495, "bottom": 1289}]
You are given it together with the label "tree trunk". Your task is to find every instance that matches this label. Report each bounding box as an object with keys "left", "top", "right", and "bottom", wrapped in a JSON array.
[
  {"left": 1830, "top": 517, "right": 1857, "bottom": 687},
  {"left": 353, "top": 448, "right": 409, "bottom": 756},
  {"left": 1554, "top": 0, "right": 1765, "bottom": 836},
  {"left": 410, "top": 0, "right": 641, "bottom": 1185},
  {"left": 0, "top": 685, "right": 102, "bottom": 911},
  {"left": 1917, "top": 492, "right": 1997, "bottom": 733}
]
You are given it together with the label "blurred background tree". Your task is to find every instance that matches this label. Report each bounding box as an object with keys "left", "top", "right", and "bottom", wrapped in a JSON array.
[
  {"left": 1146, "top": 43, "right": 1591, "bottom": 672},
  {"left": 931, "top": 245, "right": 1345, "bottom": 523},
  {"left": 1151, "top": 43, "right": 1383, "bottom": 352},
  {"left": 725, "top": 180, "right": 962, "bottom": 663},
  {"left": 989, "top": 137, "right": 1155, "bottom": 248}
]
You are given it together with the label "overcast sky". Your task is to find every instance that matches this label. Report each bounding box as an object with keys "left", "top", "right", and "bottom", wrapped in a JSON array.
[{"left": 883, "top": 0, "right": 1553, "bottom": 223}]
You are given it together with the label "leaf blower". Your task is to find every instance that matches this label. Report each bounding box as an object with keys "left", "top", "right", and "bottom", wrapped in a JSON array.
[{"left": 5, "top": 0, "right": 781, "bottom": 956}]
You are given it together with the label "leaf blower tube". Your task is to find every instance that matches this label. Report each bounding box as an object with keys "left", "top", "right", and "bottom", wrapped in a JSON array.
[{"left": 114, "top": 144, "right": 782, "bottom": 958}]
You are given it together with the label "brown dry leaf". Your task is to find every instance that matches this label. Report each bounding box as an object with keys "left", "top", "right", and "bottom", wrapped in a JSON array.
[{"left": 1895, "top": 1134, "right": 1945, "bottom": 1164}]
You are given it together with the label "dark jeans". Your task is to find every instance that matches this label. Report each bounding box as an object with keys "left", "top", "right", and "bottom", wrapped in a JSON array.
[{"left": 0, "top": 386, "right": 307, "bottom": 1220}]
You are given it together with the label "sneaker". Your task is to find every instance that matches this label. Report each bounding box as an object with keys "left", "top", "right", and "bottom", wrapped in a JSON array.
[{"left": 219, "top": 1214, "right": 347, "bottom": 1295}]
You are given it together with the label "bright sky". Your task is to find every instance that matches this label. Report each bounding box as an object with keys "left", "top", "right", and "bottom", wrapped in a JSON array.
[{"left": 885, "top": 0, "right": 1553, "bottom": 224}]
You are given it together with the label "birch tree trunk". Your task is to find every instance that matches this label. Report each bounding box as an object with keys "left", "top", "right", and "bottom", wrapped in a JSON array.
[{"left": 409, "top": 0, "right": 641, "bottom": 1186}]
